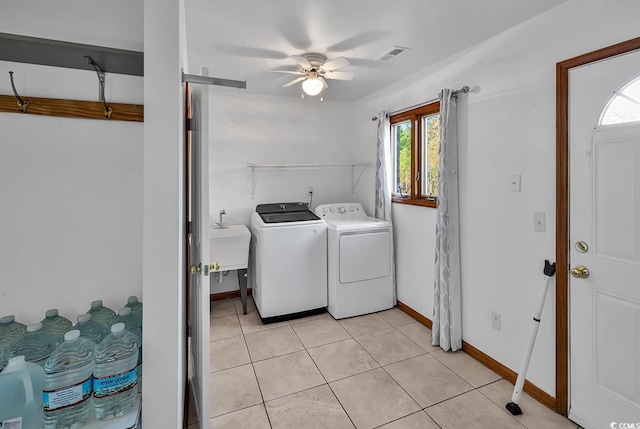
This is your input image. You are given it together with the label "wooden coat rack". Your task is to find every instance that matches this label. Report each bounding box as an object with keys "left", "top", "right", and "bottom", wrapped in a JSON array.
[
  {"left": 0, "top": 33, "right": 144, "bottom": 122},
  {"left": 0, "top": 93, "right": 144, "bottom": 122}
]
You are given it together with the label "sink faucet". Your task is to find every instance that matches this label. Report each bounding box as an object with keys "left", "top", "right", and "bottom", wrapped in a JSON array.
[{"left": 216, "top": 209, "right": 226, "bottom": 228}]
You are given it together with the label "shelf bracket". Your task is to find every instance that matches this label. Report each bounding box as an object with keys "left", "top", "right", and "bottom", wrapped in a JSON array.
[
  {"left": 351, "top": 164, "right": 368, "bottom": 193},
  {"left": 85, "top": 56, "right": 112, "bottom": 119},
  {"left": 182, "top": 72, "right": 246, "bottom": 89},
  {"left": 249, "top": 164, "right": 258, "bottom": 199},
  {"left": 8, "top": 71, "right": 29, "bottom": 113}
]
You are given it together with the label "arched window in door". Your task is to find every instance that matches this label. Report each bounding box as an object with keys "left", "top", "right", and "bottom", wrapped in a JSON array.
[{"left": 599, "top": 75, "right": 640, "bottom": 125}]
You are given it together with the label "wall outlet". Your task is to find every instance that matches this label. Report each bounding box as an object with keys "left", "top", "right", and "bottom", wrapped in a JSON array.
[{"left": 491, "top": 311, "right": 501, "bottom": 331}]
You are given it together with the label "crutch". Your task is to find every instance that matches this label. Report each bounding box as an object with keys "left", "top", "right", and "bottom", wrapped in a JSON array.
[{"left": 506, "top": 259, "right": 556, "bottom": 415}]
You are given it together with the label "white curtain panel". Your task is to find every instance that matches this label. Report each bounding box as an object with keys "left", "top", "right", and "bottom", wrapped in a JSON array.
[
  {"left": 374, "top": 111, "right": 397, "bottom": 304},
  {"left": 432, "top": 89, "right": 462, "bottom": 352}
]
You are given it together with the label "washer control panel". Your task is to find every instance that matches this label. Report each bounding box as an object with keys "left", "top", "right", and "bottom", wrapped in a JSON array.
[{"left": 315, "top": 203, "right": 366, "bottom": 219}]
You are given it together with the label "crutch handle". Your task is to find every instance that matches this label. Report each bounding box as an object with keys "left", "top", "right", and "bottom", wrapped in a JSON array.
[{"left": 544, "top": 260, "right": 556, "bottom": 277}]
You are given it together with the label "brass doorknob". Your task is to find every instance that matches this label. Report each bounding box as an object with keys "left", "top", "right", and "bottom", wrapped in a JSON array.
[
  {"left": 571, "top": 265, "right": 589, "bottom": 279},
  {"left": 190, "top": 263, "right": 202, "bottom": 275}
]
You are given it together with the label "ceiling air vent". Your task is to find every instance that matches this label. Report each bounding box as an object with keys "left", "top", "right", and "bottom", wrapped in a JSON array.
[{"left": 375, "top": 46, "right": 409, "bottom": 62}]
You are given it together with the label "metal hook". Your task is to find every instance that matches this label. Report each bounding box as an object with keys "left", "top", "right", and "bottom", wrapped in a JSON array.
[
  {"left": 84, "top": 56, "right": 112, "bottom": 119},
  {"left": 8, "top": 71, "right": 29, "bottom": 113}
]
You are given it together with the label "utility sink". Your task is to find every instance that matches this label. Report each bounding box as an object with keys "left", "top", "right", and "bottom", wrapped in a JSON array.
[{"left": 209, "top": 224, "right": 250, "bottom": 271}]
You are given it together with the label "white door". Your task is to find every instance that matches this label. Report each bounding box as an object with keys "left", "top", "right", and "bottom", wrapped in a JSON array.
[
  {"left": 569, "top": 51, "right": 640, "bottom": 428},
  {"left": 188, "top": 79, "right": 211, "bottom": 428}
]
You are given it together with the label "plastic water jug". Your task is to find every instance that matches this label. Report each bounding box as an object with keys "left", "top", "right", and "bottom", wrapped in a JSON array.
[
  {"left": 125, "top": 296, "right": 142, "bottom": 322},
  {"left": 0, "top": 315, "right": 27, "bottom": 349},
  {"left": 0, "top": 356, "right": 45, "bottom": 429},
  {"left": 73, "top": 313, "right": 108, "bottom": 345},
  {"left": 9, "top": 323, "right": 56, "bottom": 366},
  {"left": 40, "top": 309, "right": 72, "bottom": 345},
  {"left": 94, "top": 323, "right": 139, "bottom": 420},
  {"left": 116, "top": 308, "right": 141, "bottom": 340},
  {"left": 0, "top": 342, "right": 6, "bottom": 373},
  {"left": 87, "top": 300, "right": 117, "bottom": 330},
  {"left": 116, "top": 307, "right": 143, "bottom": 392},
  {"left": 43, "top": 330, "right": 95, "bottom": 428}
]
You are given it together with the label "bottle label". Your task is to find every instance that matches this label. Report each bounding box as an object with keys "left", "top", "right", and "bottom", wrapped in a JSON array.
[
  {"left": 93, "top": 366, "right": 138, "bottom": 398},
  {"left": 43, "top": 377, "right": 93, "bottom": 411},
  {"left": 0, "top": 417, "right": 23, "bottom": 429}
]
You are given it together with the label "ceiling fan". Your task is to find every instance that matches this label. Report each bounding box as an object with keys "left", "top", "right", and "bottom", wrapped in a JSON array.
[{"left": 271, "top": 53, "right": 355, "bottom": 96}]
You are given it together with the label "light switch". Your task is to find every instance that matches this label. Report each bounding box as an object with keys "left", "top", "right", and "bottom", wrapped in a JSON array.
[
  {"left": 509, "top": 174, "right": 521, "bottom": 192},
  {"left": 534, "top": 212, "right": 546, "bottom": 232}
]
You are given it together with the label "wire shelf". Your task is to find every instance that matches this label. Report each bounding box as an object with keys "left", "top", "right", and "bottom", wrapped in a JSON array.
[{"left": 246, "top": 162, "right": 372, "bottom": 198}]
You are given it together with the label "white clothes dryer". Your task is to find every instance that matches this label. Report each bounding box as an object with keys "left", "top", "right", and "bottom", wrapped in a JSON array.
[
  {"left": 251, "top": 202, "right": 327, "bottom": 322},
  {"left": 315, "top": 203, "right": 393, "bottom": 319}
]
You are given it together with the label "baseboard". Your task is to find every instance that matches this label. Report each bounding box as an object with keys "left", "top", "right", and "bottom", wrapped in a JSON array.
[
  {"left": 396, "top": 300, "right": 556, "bottom": 411},
  {"left": 397, "top": 301, "right": 432, "bottom": 329},
  {"left": 210, "top": 288, "right": 253, "bottom": 301}
]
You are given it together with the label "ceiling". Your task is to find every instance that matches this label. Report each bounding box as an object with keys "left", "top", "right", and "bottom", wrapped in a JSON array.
[{"left": 185, "top": 0, "right": 566, "bottom": 102}]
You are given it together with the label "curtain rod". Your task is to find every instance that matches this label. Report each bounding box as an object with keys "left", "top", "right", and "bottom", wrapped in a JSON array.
[{"left": 371, "top": 85, "right": 470, "bottom": 121}]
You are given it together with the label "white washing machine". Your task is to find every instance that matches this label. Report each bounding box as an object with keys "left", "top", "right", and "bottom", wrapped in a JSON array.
[
  {"left": 314, "top": 203, "right": 394, "bottom": 319},
  {"left": 251, "top": 202, "right": 327, "bottom": 322}
]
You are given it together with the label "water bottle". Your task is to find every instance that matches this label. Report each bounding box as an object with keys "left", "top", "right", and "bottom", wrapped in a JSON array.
[
  {"left": 125, "top": 296, "right": 143, "bottom": 322},
  {"left": 116, "top": 307, "right": 143, "bottom": 392},
  {"left": 73, "top": 313, "right": 108, "bottom": 345},
  {"left": 0, "top": 342, "right": 6, "bottom": 373},
  {"left": 40, "top": 309, "right": 73, "bottom": 345},
  {"left": 43, "top": 330, "right": 95, "bottom": 428},
  {"left": 9, "top": 323, "right": 56, "bottom": 366},
  {"left": 87, "top": 300, "right": 117, "bottom": 330},
  {"left": 94, "top": 323, "right": 140, "bottom": 420},
  {"left": 0, "top": 315, "right": 27, "bottom": 349},
  {"left": 0, "top": 356, "right": 45, "bottom": 429}
]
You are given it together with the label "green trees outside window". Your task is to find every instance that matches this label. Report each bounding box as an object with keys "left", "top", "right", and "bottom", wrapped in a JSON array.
[{"left": 390, "top": 102, "right": 440, "bottom": 207}]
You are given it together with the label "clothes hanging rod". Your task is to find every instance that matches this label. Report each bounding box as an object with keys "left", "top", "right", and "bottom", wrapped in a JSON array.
[
  {"left": 182, "top": 73, "right": 246, "bottom": 89},
  {"left": 371, "top": 85, "right": 470, "bottom": 120}
]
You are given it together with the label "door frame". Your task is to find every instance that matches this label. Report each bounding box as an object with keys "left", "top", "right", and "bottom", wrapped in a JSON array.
[{"left": 555, "top": 36, "right": 640, "bottom": 416}]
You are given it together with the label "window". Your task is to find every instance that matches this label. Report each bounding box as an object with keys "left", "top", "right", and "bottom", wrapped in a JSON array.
[
  {"left": 600, "top": 75, "right": 640, "bottom": 125},
  {"left": 390, "top": 102, "right": 440, "bottom": 207}
]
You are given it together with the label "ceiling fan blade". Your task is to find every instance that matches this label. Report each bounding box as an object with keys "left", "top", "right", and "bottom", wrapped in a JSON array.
[
  {"left": 269, "top": 69, "right": 306, "bottom": 75},
  {"left": 292, "top": 55, "right": 311, "bottom": 69},
  {"left": 282, "top": 76, "right": 306, "bottom": 88},
  {"left": 326, "top": 31, "right": 392, "bottom": 53},
  {"left": 213, "top": 44, "right": 289, "bottom": 59},
  {"left": 321, "top": 56, "right": 349, "bottom": 71},
  {"left": 324, "top": 71, "right": 355, "bottom": 81},
  {"left": 275, "top": 16, "right": 312, "bottom": 50}
]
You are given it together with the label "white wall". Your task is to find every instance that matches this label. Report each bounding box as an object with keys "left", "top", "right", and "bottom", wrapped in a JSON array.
[
  {"left": 142, "top": 0, "right": 187, "bottom": 427},
  {"left": 353, "top": 0, "right": 640, "bottom": 396},
  {"left": 0, "top": 0, "right": 143, "bottom": 51},
  {"left": 209, "top": 89, "right": 359, "bottom": 293},
  {"left": 0, "top": 10, "right": 143, "bottom": 325}
]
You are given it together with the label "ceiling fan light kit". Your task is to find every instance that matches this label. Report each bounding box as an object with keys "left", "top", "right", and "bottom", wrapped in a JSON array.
[
  {"left": 274, "top": 52, "right": 354, "bottom": 98},
  {"left": 301, "top": 73, "right": 324, "bottom": 96}
]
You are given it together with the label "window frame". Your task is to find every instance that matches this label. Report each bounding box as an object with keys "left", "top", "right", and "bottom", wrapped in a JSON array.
[{"left": 390, "top": 101, "right": 440, "bottom": 208}]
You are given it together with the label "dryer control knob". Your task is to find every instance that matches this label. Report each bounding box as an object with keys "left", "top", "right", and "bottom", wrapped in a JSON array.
[
  {"left": 330, "top": 208, "right": 335, "bottom": 213},
  {"left": 338, "top": 207, "right": 346, "bottom": 214},
  {"left": 323, "top": 209, "right": 327, "bottom": 214},
  {"left": 349, "top": 207, "right": 354, "bottom": 212}
]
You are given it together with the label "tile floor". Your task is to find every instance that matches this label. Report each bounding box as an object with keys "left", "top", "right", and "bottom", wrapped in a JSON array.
[{"left": 189, "top": 297, "right": 579, "bottom": 429}]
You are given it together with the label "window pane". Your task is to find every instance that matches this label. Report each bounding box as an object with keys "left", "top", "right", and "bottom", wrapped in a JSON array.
[
  {"left": 600, "top": 76, "right": 640, "bottom": 125},
  {"left": 392, "top": 121, "right": 411, "bottom": 194},
  {"left": 421, "top": 114, "right": 440, "bottom": 196}
]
